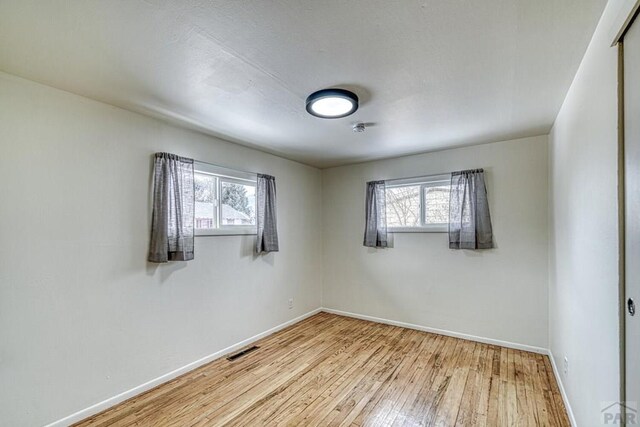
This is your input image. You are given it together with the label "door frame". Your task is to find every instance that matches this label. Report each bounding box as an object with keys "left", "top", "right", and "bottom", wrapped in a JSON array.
[
  {"left": 619, "top": 37, "right": 626, "bottom": 422},
  {"left": 615, "top": 2, "right": 640, "bottom": 424}
]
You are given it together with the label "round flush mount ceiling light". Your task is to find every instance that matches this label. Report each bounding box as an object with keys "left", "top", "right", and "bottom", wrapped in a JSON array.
[{"left": 305, "top": 88, "right": 359, "bottom": 119}]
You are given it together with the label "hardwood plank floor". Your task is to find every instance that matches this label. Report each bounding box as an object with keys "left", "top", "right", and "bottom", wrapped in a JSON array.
[{"left": 74, "top": 313, "right": 570, "bottom": 426}]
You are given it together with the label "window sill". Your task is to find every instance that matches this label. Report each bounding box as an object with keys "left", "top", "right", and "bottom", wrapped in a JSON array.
[
  {"left": 196, "top": 228, "right": 257, "bottom": 236},
  {"left": 388, "top": 227, "right": 448, "bottom": 233}
]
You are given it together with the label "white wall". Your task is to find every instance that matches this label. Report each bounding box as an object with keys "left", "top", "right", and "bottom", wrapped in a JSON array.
[
  {"left": 0, "top": 72, "right": 323, "bottom": 427},
  {"left": 548, "top": 0, "right": 622, "bottom": 424},
  {"left": 322, "top": 136, "right": 549, "bottom": 348}
]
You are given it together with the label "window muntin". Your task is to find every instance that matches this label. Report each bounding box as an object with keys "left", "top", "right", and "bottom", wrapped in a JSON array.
[
  {"left": 385, "top": 175, "right": 451, "bottom": 232},
  {"left": 194, "top": 163, "right": 257, "bottom": 236}
]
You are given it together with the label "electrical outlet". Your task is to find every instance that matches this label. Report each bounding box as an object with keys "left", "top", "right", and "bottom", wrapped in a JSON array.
[
  {"left": 288, "top": 298, "right": 294, "bottom": 309},
  {"left": 563, "top": 356, "right": 569, "bottom": 376}
]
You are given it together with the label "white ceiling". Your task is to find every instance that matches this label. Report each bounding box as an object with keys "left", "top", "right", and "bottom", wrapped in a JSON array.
[{"left": 0, "top": 0, "right": 606, "bottom": 168}]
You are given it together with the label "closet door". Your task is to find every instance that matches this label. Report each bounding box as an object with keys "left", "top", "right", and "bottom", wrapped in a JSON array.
[{"left": 624, "top": 14, "right": 640, "bottom": 409}]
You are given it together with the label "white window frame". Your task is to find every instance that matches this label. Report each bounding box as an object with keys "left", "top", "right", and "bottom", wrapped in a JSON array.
[
  {"left": 385, "top": 174, "right": 451, "bottom": 233},
  {"left": 194, "top": 162, "right": 257, "bottom": 236}
]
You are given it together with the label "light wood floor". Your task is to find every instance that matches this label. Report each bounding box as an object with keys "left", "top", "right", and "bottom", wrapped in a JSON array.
[{"left": 75, "top": 313, "right": 569, "bottom": 426}]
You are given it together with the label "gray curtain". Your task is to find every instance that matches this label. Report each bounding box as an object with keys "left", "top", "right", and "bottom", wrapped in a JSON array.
[
  {"left": 256, "top": 174, "right": 279, "bottom": 253},
  {"left": 148, "top": 153, "right": 195, "bottom": 262},
  {"left": 449, "top": 169, "right": 494, "bottom": 249},
  {"left": 363, "top": 180, "right": 388, "bottom": 248}
]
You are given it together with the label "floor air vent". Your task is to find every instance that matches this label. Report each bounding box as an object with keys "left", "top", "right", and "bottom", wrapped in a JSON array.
[{"left": 227, "top": 345, "right": 260, "bottom": 361}]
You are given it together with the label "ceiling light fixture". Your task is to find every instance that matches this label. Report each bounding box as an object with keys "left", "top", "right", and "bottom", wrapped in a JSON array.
[{"left": 305, "top": 88, "right": 359, "bottom": 119}]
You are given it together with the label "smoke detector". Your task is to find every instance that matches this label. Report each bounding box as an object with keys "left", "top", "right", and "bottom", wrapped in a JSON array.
[{"left": 352, "top": 122, "right": 366, "bottom": 133}]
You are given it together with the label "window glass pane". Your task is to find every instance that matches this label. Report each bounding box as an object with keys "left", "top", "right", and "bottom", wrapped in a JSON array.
[
  {"left": 194, "top": 173, "right": 215, "bottom": 229},
  {"left": 424, "top": 185, "right": 450, "bottom": 224},
  {"left": 386, "top": 185, "right": 421, "bottom": 227},
  {"left": 221, "top": 181, "right": 256, "bottom": 226}
]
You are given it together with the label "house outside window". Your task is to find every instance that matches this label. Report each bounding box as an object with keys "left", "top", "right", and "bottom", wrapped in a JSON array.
[{"left": 194, "top": 163, "right": 257, "bottom": 236}]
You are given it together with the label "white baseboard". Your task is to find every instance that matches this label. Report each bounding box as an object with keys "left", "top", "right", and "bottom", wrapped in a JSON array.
[
  {"left": 320, "top": 307, "right": 548, "bottom": 354},
  {"left": 547, "top": 349, "right": 577, "bottom": 427},
  {"left": 44, "top": 308, "right": 322, "bottom": 427}
]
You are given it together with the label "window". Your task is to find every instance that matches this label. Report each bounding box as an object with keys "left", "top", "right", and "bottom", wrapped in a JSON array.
[
  {"left": 194, "top": 163, "right": 257, "bottom": 236},
  {"left": 385, "top": 174, "right": 451, "bottom": 232}
]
